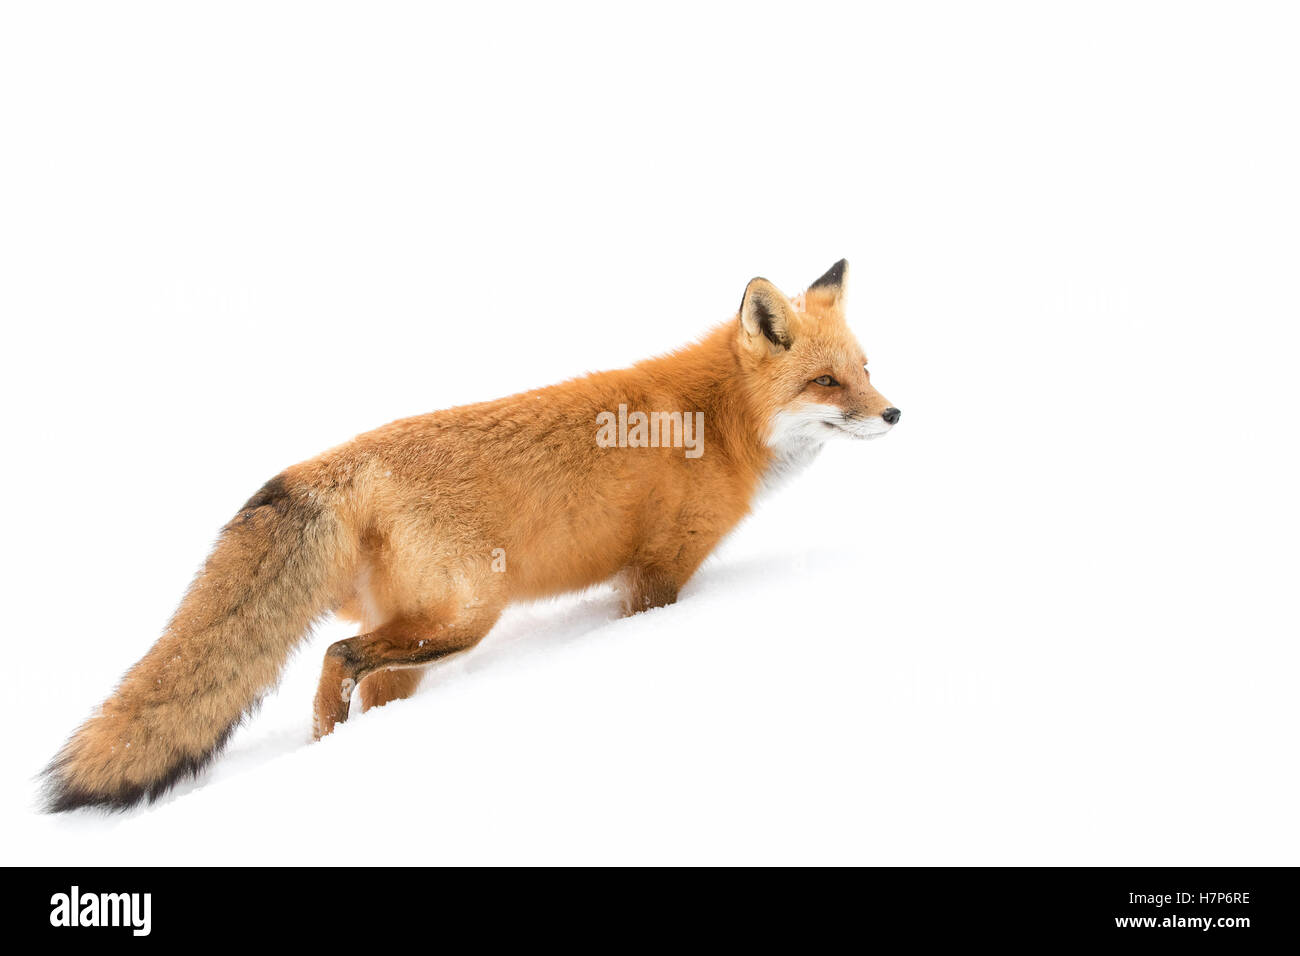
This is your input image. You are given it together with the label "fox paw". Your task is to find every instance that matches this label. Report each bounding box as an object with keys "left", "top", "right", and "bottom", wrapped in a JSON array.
[{"left": 312, "top": 684, "right": 353, "bottom": 740}]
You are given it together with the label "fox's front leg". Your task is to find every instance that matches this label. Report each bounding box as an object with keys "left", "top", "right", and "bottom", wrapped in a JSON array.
[
  {"left": 312, "top": 609, "right": 499, "bottom": 739},
  {"left": 618, "top": 565, "right": 684, "bottom": 616},
  {"left": 618, "top": 527, "right": 721, "bottom": 615}
]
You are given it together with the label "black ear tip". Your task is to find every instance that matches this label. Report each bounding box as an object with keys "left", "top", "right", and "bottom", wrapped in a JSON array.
[{"left": 809, "top": 259, "right": 848, "bottom": 290}]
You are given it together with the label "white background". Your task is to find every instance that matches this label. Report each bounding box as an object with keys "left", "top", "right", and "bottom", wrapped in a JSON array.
[{"left": 1, "top": 2, "right": 1296, "bottom": 864}]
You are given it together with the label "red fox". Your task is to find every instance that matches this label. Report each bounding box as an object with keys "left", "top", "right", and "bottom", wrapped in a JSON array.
[{"left": 43, "top": 260, "right": 899, "bottom": 811}]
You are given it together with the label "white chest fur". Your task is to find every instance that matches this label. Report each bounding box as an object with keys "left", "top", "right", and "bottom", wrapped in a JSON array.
[{"left": 759, "top": 407, "right": 831, "bottom": 496}]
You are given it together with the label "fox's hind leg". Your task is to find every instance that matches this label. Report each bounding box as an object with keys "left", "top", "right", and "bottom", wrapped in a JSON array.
[
  {"left": 312, "top": 605, "right": 501, "bottom": 739},
  {"left": 358, "top": 669, "right": 423, "bottom": 712}
]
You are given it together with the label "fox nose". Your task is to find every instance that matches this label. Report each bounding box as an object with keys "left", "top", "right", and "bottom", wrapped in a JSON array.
[{"left": 882, "top": 407, "right": 901, "bottom": 425}]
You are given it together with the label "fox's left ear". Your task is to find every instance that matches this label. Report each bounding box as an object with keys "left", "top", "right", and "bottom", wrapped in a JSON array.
[
  {"left": 739, "top": 277, "right": 796, "bottom": 353},
  {"left": 807, "top": 258, "right": 848, "bottom": 309}
]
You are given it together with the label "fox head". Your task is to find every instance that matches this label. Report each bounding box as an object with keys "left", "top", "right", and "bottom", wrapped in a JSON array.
[{"left": 737, "top": 259, "right": 900, "bottom": 452}]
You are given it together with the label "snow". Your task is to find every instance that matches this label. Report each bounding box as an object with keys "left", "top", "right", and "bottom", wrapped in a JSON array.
[
  {"left": 6, "top": 418, "right": 1297, "bottom": 864},
  {"left": 2, "top": 2, "right": 1298, "bottom": 864}
]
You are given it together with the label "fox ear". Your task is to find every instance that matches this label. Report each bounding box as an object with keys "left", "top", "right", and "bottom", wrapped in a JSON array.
[
  {"left": 739, "top": 277, "right": 795, "bottom": 352},
  {"left": 807, "top": 258, "right": 848, "bottom": 307}
]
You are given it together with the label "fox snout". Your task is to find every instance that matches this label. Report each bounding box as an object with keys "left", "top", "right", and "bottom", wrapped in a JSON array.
[
  {"left": 853, "top": 384, "right": 900, "bottom": 433},
  {"left": 842, "top": 393, "right": 899, "bottom": 439}
]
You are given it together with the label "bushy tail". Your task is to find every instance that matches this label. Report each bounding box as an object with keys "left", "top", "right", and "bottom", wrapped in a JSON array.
[{"left": 42, "top": 474, "right": 350, "bottom": 812}]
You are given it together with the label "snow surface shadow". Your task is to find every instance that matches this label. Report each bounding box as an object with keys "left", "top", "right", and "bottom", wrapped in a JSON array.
[
  {"left": 415, "top": 548, "right": 816, "bottom": 693},
  {"left": 418, "top": 586, "right": 625, "bottom": 694}
]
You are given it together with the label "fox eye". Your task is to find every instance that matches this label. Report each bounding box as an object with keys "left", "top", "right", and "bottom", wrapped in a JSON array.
[{"left": 813, "top": 375, "right": 839, "bottom": 387}]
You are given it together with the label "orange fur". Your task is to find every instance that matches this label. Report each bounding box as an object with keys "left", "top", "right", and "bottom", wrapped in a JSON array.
[{"left": 43, "top": 260, "right": 898, "bottom": 811}]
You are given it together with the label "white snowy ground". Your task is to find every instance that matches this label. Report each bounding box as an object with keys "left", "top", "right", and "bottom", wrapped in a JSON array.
[
  {"left": 2, "top": 3, "right": 1298, "bottom": 865},
  {"left": 5, "top": 408, "right": 1297, "bottom": 865}
]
